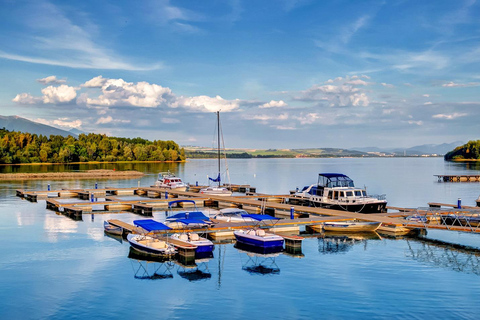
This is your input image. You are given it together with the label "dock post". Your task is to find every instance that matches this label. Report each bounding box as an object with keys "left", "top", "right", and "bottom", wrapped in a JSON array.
[
  {"left": 95, "top": 182, "right": 98, "bottom": 189},
  {"left": 48, "top": 184, "right": 51, "bottom": 191},
  {"left": 90, "top": 193, "right": 94, "bottom": 202},
  {"left": 196, "top": 181, "right": 198, "bottom": 186},
  {"left": 290, "top": 206, "right": 294, "bottom": 219},
  {"left": 165, "top": 191, "right": 168, "bottom": 199},
  {"left": 457, "top": 198, "right": 462, "bottom": 209}
]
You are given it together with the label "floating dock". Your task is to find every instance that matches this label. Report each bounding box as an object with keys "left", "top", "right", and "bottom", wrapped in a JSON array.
[{"left": 435, "top": 175, "right": 480, "bottom": 182}]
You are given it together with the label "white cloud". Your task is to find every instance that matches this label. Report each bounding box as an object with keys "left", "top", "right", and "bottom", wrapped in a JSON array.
[
  {"left": 37, "top": 76, "right": 66, "bottom": 85},
  {"left": 35, "top": 117, "right": 82, "bottom": 128},
  {"left": 82, "top": 76, "right": 107, "bottom": 88},
  {"left": 174, "top": 95, "right": 240, "bottom": 112},
  {"left": 381, "top": 83, "right": 395, "bottom": 88},
  {"left": 424, "top": 102, "right": 433, "bottom": 105},
  {"left": 432, "top": 112, "right": 468, "bottom": 119},
  {"left": 442, "top": 81, "right": 480, "bottom": 87},
  {"left": 408, "top": 120, "right": 423, "bottom": 126},
  {"left": 41, "top": 85, "right": 77, "bottom": 104},
  {"left": 243, "top": 113, "right": 289, "bottom": 122},
  {"left": 293, "top": 113, "right": 321, "bottom": 125},
  {"left": 161, "top": 118, "right": 181, "bottom": 124},
  {"left": 85, "top": 79, "right": 174, "bottom": 108},
  {"left": 12, "top": 93, "right": 40, "bottom": 104},
  {"left": 423, "top": 94, "right": 430, "bottom": 97},
  {"left": 259, "top": 100, "right": 287, "bottom": 108},
  {"left": 298, "top": 76, "right": 370, "bottom": 107},
  {"left": 272, "top": 125, "right": 296, "bottom": 130},
  {"left": 95, "top": 116, "right": 131, "bottom": 125}
]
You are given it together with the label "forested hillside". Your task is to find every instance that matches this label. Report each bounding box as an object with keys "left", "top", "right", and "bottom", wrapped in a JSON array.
[
  {"left": 0, "top": 129, "right": 185, "bottom": 164},
  {"left": 444, "top": 140, "right": 480, "bottom": 161}
]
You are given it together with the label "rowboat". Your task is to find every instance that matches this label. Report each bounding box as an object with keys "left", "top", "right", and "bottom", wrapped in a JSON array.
[
  {"left": 323, "top": 221, "right": 381, "bottom": 232},
  {"left": 104, "top": 221, "right": 123, "bottom": 236}
]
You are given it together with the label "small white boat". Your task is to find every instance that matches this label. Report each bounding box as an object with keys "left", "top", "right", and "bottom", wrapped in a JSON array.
[
  {"left": 199, "top": 186, "right": 232, "bottom": 196},
  {"left": 323, "top": 221, "right": 381, "bottom": 232},
  {"left": 104, "top": 221, "right": 122, "bottom": 236},
  {"left": 127, "top": 234, "right": 176, "bottom": 256},
  {"left": 154, "top": 171, "right": 187, "bottom": 191},
  {"left": 213, "top": 208, "right": 257, "bottom": 223}
]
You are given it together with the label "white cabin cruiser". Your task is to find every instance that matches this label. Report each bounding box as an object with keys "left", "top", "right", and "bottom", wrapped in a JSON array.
[
  {"left": 154, "top": 171, "right": 187, "bottom": 191},
  {"left": 293, "top": 173, "right": 387, "bottom": 214}
]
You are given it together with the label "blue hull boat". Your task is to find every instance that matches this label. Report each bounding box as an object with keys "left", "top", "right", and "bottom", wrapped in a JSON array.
[{"left": 234, "top": 229, "right": 284, "bottom": 249}]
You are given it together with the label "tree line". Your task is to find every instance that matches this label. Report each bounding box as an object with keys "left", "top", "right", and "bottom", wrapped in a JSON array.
[
  {"left": 0, "top": 128, "right": 185, "bottom": 164},
  {"left": 444, "top": 140, "right": 480, "bottom": 161}
]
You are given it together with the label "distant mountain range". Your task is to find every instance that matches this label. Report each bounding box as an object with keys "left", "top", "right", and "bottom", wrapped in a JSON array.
[
  {"left": 352, "top": 142, "right": 464, "bottom": 156},
  {"left": 0, "top": 115, "right": 79, "bottom": 138}
]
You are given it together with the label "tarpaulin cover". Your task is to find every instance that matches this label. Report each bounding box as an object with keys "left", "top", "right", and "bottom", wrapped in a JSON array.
[
  {"left": 240, "top": 214, "right": 280, "bottom": 221},
  {"left": 133, "top": 219, "right": 172, "bottom": 231}
]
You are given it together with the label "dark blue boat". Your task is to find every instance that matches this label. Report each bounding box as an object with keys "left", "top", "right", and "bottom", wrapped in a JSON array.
[{"left": 233, "top": 214, "right": 284, "bottom": 250}]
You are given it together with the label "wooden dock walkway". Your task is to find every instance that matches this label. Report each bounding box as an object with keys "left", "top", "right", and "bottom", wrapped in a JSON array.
[{"left": 435, "top": 174, "right": 480, "bottom": 182}]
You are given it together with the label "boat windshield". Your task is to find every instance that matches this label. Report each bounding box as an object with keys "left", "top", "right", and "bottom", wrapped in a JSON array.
[{"left": 318, "top": 174, "right": 354, "bottom": 188}]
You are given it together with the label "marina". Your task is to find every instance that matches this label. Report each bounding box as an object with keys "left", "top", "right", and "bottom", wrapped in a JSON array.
[{"left": 3, "top": 157, "right": 480, "bottom": 319}]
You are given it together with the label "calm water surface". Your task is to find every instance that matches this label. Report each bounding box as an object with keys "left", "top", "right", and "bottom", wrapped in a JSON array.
[{"left": 1, "top": 158, "right": 480, "bottom": 319}]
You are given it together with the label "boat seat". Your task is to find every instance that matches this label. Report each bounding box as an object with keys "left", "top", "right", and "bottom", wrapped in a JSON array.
[
  {"left": 179, "top": 234, "right": 189, "bottom": 241},
  {"left": 256, "top": 229, "right": 266, "bottom": 236},
  {"left": 189, "top": 233, "right": 200, "bottom": 241},
  {"left": 247, "top": 230, "right": 257, "bottom": 236}
]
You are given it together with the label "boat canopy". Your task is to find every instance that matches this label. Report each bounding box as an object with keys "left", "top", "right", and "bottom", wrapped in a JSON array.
[
  {"left": 168, "top": 211, "right": 210, "bottom": 221},
  {"left": 133, "top": 219, "right": 172, "bottom": 232},
  {"left": 175, "top": 218, "right": 212, "bottom": 225},
  {"left": 318, "top": 173, "right": 354, "bottom": 188},
  {"left": 241, "top": 214, "right": 280, "bottom": 221}
]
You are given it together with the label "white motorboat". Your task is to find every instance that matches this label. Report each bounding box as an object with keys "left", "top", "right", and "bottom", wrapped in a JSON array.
[
  {"left": 213, "top": 208, "right": 257, "bottom": 223},
  {"left": 170, "top": 232, "right": 214, "bottom": 253},
  {"left": 293, "top": 173, "right": 387, "bottom": 213},
  {"left": 127, "top": 234, "right": 176, "bottom": 256},
  {"left": 154, "top": 171, "right": 187, "bottom": 191},
  {"left": 323, "top": 221, "right": 381, "bottom": 232}
]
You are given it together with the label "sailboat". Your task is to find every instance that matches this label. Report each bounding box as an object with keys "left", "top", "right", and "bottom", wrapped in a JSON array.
[{"left": 199, "top": 111, "right": 233, "bottom": 196}]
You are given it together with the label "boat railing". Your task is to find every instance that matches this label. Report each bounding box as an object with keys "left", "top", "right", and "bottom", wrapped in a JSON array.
[{"left": 370, "top": 194, "right": 387, "bottom": 200}]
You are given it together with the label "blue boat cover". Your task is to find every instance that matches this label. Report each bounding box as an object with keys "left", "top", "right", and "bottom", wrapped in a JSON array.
[
  {"left": 168, "top": 199, "right": 196, "bottom": 207},
  {"left": 175, "top": 218, "right": 211, "bottom": 225},
  {"left": 167, "top": 211, "right": 210, "bottom": 221},
  {"left": 133, "top": 219, "right": 172, "bottom": 231},
  {"left": 319, "top": 173, "right": 349, "bottom": 178},
  {"left": 209, "top": 173, "right": 221, "bottom": 182},
  {"left": 241, "top": 214, "right": 280, "bottom": 221}
]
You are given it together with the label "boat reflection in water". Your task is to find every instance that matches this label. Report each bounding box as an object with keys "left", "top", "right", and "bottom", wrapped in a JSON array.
[
  {"left": 318, "top": 232, "right": 382, "bottom": 254},
  {"left": 175, "top": 252, "right": 213, "bottom": 282},
  {"left": 235, "top": 242, "right": 281, "bottom": 275},
  {"left": 128, "top": 247, "right": 175, "bottom": 280},
  {"left": 103, "top": 231, "right": 123, "bottom": 244}
]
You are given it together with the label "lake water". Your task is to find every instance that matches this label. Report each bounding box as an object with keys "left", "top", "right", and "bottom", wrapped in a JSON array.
[{"left": 1, "top": 158, "right": 480, "bottom": 319}]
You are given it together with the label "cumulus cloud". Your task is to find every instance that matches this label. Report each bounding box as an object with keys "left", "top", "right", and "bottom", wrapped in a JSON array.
[
  {"left": 174, "top": 95, "right": 240, "bottom": 112},
  {"left": 161, "top": 118, "right": 181, "bottom": 124},
  {"left": 12, "top": 93, "right": 40, "bottom": 104},
  {"left": 85, "top": 78, "right": 174, "bottom": 108},
  {"left": 408, "top": 120, "right": 423, "bottom": 126},
  {"left": 95, "top": 116, "right": 131, "bottom": 124},
  {"left": 82, "top": 76, "right": 107, "bottom": 88},
  {"left": 297, "top": 75, "right": 370, "bottom": 107},
  {"left": 41, "top": 85, "right": 77, "bottom": 104},
  {"left": 259, "top": 100, "right": 287, "bottom": 108},
  {"left": 381, "top": 83, "right": 395, "bottom": 88},
  {"left": 432, "top": 112, "right": 468, "bottom": 119},
  {"left": 37, "top": 76, "right": 66, "bottom": 85},
  {"left": 292, "top": 113, "right": 322, "bottom": 125}
]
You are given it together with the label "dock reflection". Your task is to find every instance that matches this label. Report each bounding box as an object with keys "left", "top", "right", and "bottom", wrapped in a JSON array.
[
  {"left": 235, "top": 242, "right": 281, "bottom": 275},
  {"left": 318, "top": 232, "right": 381, "bottom": 254},
  {"left": 405, "top": 238, "right": 480, "bottom": 276},
  {"left": 128, "top": 248, "right": 175, "bottom": 280}
]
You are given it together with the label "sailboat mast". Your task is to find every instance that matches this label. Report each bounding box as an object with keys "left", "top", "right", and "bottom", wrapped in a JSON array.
[{"left": 217, "top": 111, "right": 221, "bottom": 187}]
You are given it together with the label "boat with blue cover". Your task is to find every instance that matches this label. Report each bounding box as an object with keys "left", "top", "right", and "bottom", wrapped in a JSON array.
[
  {"left": 166, "top": 200, "right": 211, "bottom": 221},
  {"left": 169, "top": 219, "right": 215, "bottom": 253},
  {"left": 127, "top": 219, "right": 177, "bottom": 257},
  {"left": 293, "top": 173, "right": 387, "bottom": 213},
  {"left": 233, "top": 214, "right": 284, "bottom": 251}
]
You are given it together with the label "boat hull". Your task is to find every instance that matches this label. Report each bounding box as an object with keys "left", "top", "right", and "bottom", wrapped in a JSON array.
[
  {"left": 323, "top": 222, "right": 381, "bottom": 232},
  {"left": 234, "top": 231, "right": 284, "bottom": 249},
  {"left": 104, "top": 221, "right": 123, "bottom": 236},
  {"left": 311, "top": 201, "right": 387, "bottom": 214},
  {"left": 127, "top": 234, "right": 176, "bottom": 257}
]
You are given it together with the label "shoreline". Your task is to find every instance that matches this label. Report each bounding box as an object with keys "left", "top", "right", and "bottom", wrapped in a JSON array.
[{"left": 0, "top": 169, "right": 145, "bottom": 180}]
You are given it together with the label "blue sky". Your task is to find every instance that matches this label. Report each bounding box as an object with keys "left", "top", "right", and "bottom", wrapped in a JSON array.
[{"left": 1, "top": 0, "right": 480, "bottom": 149}]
